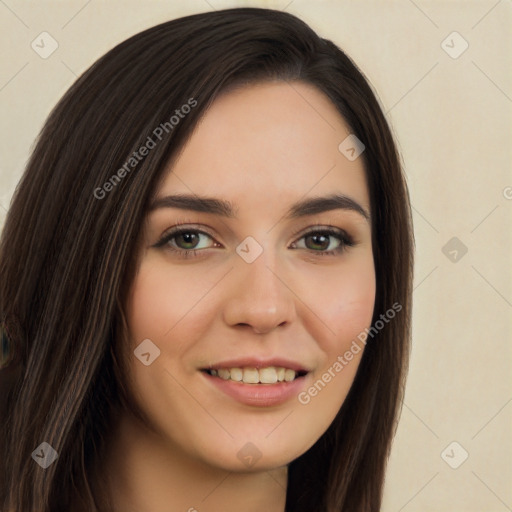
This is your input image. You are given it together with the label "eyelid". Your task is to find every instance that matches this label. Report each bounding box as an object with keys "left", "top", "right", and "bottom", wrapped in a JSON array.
[{"left": 289, "top": 222, "right": 354, "bottom": 244}]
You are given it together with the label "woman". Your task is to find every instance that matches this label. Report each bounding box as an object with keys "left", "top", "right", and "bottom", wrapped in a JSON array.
[{"left": 0, "top": 7, "right": 414, "bottom": 511}]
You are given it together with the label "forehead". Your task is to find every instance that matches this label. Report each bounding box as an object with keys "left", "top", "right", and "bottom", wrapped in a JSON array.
[{"left": 158, "top": 81, "right": 369, "bottom": 214}]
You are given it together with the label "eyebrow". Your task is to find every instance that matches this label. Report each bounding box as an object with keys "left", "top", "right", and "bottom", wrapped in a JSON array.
[{"left": 148, "top": 193, "right": 370, "bottom": 222}]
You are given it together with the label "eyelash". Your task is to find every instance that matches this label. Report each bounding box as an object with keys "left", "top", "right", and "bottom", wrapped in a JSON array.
[{"left": 153, "top": 221, "right": 355, "bottom": 260}]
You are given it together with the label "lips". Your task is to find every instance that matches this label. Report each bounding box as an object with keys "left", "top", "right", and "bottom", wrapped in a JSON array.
[{"left": 200, "top": 358, "right": 310, "bottom": 406}]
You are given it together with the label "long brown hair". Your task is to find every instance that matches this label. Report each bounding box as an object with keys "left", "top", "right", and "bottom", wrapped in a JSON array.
[{"left": 0, "top": 8, "right": 414, "bottom": 511}]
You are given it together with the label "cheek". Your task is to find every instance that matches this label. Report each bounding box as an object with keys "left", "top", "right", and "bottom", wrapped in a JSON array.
[
  {"left": 296, "top": 252, "right": 376, "bottom": 353},
  {"left": 121, "top": 261, "right": 222, "bottom": 441},
  {"left": 294, "top": 257, "right": 375, "bottom": 421},
  {"left": 125, "top": 259, "right": 218, "bottom": 348},
  {"left": 331, "top": 267, "right": 376, "bottom": 348}
]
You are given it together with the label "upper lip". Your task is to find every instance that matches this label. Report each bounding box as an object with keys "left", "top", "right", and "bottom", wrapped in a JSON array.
[{"left": 202, "top": 357, "right": 311, "bottom": 373}]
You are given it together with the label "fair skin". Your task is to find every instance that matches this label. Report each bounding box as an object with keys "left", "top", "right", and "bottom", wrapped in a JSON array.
[{"left": 102, "top": 81, "right": 375, "bottom": 511}]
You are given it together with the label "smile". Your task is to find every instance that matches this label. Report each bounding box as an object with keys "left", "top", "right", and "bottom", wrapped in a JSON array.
[{"left": 203, "top": 366, "right": 308, "bottom": 384}]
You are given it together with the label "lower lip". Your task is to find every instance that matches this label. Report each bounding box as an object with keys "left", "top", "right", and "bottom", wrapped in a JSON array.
[{"left": 201, "top": 371, "right": 307, "bottom": 407}]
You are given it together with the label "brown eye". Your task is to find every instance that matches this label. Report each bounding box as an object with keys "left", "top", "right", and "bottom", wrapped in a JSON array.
[
  {"left": 304, "top": 233, "right": 334, "bottom": 251},
  {"left": 174, "top": 232, "right": 202, "bottom": 250},
  {"left": 291, "top": 227, "right": 354, "bottom": 256},
  {"left": 154, "top": 228, "right": 218, "bottom": 256}
]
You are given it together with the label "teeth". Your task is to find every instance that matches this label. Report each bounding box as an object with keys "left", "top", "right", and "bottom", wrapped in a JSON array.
[
  {"left": 230, "top": 368, "right": 243, "bottom": 382},
  {"left": 207, "top": 366, "right": 300, "bottom": 384},
  {"left": 259, "top": 367, "right": 278, "bottom": 384},
  {"left": 284, "top": 369, "right": 296, "bottom": 382},
  {"left": 218, "top": 368, "right": 230, "bottom": 380},
  {"left": 242, "top": 368, "right": 259, "bottom": 384}
]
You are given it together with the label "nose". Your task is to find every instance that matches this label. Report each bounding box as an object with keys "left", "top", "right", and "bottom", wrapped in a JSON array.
[{"left": 222, "top": 251, "right": 296, "bottom": 335}]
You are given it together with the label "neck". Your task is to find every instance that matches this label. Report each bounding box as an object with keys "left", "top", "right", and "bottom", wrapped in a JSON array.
[{"left": 96, "top": 410, "right": 288, "bottom": 512}]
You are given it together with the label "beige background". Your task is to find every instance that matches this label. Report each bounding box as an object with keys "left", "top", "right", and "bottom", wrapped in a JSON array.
[{"left": 1, "top": 1, "right": 511, "bottom": 510}]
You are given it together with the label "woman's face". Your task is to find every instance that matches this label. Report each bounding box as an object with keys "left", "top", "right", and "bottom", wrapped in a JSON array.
[{"left": 124, "top": 81, "right": 375, "bottom": 471}]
